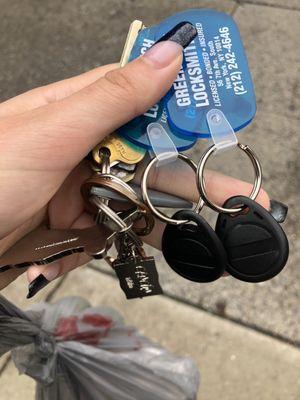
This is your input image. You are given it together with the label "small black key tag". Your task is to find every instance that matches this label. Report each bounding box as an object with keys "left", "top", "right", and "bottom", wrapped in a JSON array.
[
  {"left": 162, "top": 210, "right": 227, "bottom": 283},
  {"left": 216, "top": 196, "right": 289, "bottom": 282},
  {"left": 113, "top": 256, "right": 163, "bottom": 299}
]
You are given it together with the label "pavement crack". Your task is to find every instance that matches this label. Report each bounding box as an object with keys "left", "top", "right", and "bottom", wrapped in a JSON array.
[{"left": 87, "top": 264, "right": 300, "bottom": 349}]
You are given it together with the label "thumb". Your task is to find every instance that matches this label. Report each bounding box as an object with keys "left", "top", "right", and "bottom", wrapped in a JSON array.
[{"left": 2, "top": 41, "right": 183, "bottom": 171}]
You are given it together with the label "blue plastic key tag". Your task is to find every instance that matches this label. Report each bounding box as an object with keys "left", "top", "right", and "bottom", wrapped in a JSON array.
[
  {"left": 160, "top": 9, "right": 256, "bottom": 137},
  {"left": 118, "top": 9, "right": 256, "bottom": 147}
]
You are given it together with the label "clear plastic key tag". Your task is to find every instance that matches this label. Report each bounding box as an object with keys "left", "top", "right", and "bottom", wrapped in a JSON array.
[
  {"left": 118, "top": 103, "right": 196, "bottom": 152},
  {"left": 206, "top": 109, "right": 237, "bottom": 153},
  {"left": 147, "top": 122, "right": 178, "bottom": 167}
]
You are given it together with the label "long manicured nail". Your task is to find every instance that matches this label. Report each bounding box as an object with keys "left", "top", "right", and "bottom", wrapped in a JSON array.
[
  {"left": 156, "top": 21, "right": 197, "bottom": 49},
  {"left": 143, "top": 22, "right": 197, "bottom": 68},
  {"left": 27, "top": 274, "right": 49, "bottom": 299},
  {"left": 269, "top": 199, "right": 288, "bottom": 223},
  {"left": 26, "top": 264, "right": 60, "bottom": 299}
]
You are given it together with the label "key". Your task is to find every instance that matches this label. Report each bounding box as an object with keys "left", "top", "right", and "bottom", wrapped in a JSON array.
[
  {"left": 0, "top": 207, "right": 141, "bottom": 272},
  {"left": 215, "top": 196, "right": 289, "bottom": 282},
  {"left": 110, "top": 164, "right": 136, "bottom": 183},
  {"left": 91, "top": 184, "right": 193, "bottom": 209},
  {"left": 90, "top": 21, "right": 146, "bottom": 178},
  {"left": 113, "top": 232, "right": 163, "bottom": 299},
  {"left": 92, "top": 133, "right": 146, "bottom": 167},
  {"left": 162, "top": 209, "right": 227, "bottom": 282},
  {"left": 90, "top": 161, "right": 137, "bottom": 181},
  {"left": 120, "top": 20, "right": 145, "bottom": 67},
  {"left": 0, "top": 224, "right": 114, "bottom": 272},
  {"left": 114, "top": 162, "right": 137, "bottom": 172}
]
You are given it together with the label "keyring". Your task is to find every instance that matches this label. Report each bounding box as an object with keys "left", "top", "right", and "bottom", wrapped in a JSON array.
[
  {"left": 141, "top": 153, "right": 204, "bottom": 225},
  {"left": 90, "top": 196, "right": 133, "bottom": 233},
  {"left": 81, "top": 173, "right": 155, "bottom": 236},
  {"left": 197, "top": 143, "right": 262, "bottom": 214}
]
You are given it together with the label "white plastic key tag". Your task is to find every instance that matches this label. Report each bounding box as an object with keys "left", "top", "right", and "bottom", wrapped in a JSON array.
[
  {"left": 147, "top": 122, "right": 178, "bottom": 167},
  {"left": 206, "top": 109, "right": 238, "bottom": 153}
]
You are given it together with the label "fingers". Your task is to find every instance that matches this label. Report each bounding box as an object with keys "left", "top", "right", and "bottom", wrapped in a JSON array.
[
  {"left": 0, "top": 208, "right": 46, "bottom": 290},
  {"left": 134, "top": 157, "right": 270, "bottom": 210},
  {"left": 26, "top": 251, "right": 91, "bottom": 287},
  {"left": 1, "top": 41, "right": 183, "bottom": 172},
  {"left": 26, "top": 211, "right": 94, "bottom": 295},
  {"left": 142, "top": 218, "right": 166, "bottom": 250},
  {"left": 0, "top": 64, "right": 118, "bottom": 118},
  {"left": 47, "top": 160, "right": 92, "bottom": 229}
]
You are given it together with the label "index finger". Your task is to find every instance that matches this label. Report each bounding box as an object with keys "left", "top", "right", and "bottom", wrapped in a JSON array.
[{"left": 0, "top": 64, "right": 118, "bottom": 118}]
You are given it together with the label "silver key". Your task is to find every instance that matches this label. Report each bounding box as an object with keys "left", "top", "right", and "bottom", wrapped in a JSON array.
[
  {"left": 114, "top": 162, "right": 137, "bottom": 172},
  {"left": 91, "top": 184, "right": 193, "bottom": 209},
  {"left": 90, "top": 196, "right": 142, "bottom": 248}
]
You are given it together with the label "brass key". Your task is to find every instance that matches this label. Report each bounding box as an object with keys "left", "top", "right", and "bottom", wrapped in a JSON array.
[
  {"left": 120, "top": 20, "right": 145, "bottom": 67},
  {"left": 91, "top": 20, "right": 146, "bottom": 172},
  {"left": 92, "top": 133, "right": 145, "bottom": 167}
]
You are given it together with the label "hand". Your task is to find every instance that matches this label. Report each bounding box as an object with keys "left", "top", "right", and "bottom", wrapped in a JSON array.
[{"left": 0, "top": 40, "right": 269, "bottom": 293}]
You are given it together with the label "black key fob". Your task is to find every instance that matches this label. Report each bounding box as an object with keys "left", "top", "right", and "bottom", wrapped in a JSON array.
[
  {"left": 162, "top": 210, "right": 227, "bottom": 283},
  {"left": 216, "top": 196, "right": 289, "bottom": 283}
]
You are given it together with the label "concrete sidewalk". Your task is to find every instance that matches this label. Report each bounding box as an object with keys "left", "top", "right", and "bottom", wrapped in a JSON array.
[{"left": 1, "top": 267, "right": 300, "bottom": 400}]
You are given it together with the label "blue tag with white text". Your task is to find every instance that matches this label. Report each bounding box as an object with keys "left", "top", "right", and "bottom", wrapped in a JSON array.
[{"left": 118, "top": 9, "right": 256, "bottom": 146}]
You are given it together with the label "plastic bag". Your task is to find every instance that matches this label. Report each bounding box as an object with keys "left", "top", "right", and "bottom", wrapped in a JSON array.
[{"left": 0, "top": 295, "right": 200, "bottom": 400}]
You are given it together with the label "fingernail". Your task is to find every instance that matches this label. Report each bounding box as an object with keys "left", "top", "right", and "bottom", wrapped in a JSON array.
[
  {"left": 143, "top": 22, "right": 197, "bottom": 69},
  {"left": 26, "top": 264, "right": 60, "bottom": 299},
  {"left": 143, "top": 41, "right": 183, "bottom": 68},
  {"left": 156, "top": 22, "right": 197, "bottom": 49},
  {"left": 269, "top": 199, "right": 288, "bottom": 223},
  {"left": 27, "top": 274, "right": 49, "bottom": 299}
]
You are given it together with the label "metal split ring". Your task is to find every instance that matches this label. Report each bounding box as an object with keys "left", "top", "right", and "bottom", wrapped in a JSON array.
[
  {"left": 90, "top": 196, "right": 133, "bottom": 233},
  {"left": 81, "top": 173, "right": 154, "bottom": 236},
  {"left": 197, "top": 143, "right": 262, "bottom": 214},
  {"left": 141, "top": 153, "right": 204, "bottom": 225}
]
